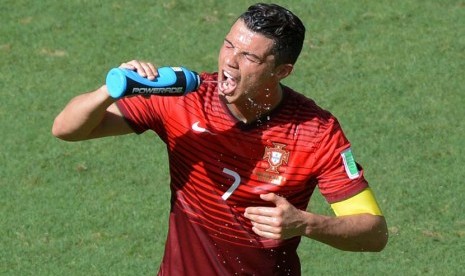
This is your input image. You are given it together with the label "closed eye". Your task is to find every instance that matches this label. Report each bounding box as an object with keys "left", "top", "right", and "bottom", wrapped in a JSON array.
[
  {"left": 224, "top": 39, "right": 263, "bottom": 64},
  {"left": 243, "top": 53, "right": 262, "bottom": 63},
  {"left": 223, "top": 39, "right": 234, "bottom": 48}
]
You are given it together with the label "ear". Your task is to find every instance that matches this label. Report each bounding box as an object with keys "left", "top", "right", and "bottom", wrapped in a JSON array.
[{"left": 274, "top": 63, "right": 294, "bottom": 80}]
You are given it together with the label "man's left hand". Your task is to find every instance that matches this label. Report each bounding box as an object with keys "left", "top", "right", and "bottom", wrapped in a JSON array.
[{"left": 244, "top": 193, "right": 308, "bottom": 240}]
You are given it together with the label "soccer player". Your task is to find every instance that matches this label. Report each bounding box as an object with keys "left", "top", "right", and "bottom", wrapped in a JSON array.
[{"left": 52, "top": 3, "right": 388, "bottom": 275}]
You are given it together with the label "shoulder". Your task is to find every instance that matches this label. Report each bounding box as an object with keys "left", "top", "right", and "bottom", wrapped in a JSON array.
[
  {"left": 281, "top": 86, "right": 337, "bottom": 131},
  {"left": 284, "top": 86, "right": 332, "bottom": 118}
]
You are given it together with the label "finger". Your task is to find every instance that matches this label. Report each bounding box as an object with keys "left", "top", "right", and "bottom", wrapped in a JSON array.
[
  {"left": 259, "top": 193, "right": 276, "bottom": 201},
  {"left": 251, "top": 221, "right": 280, "bottom": 234},
  {"left": 134, "top": 61, "right": 149, "bottom": 77},
  {"left": 119, "top": 60, "right": 147, "bottom": 77},
  {"left": 141, "top": 62, "right": 157, "bottom": 80},
  {"left": 251, "top": 225, "right": 281, "bottom": 240},
  {"left": 119, "top": 60, "right": 151, "bottom": 78},
  {"left": 245, "top": 211, "right": 282, "bottom": 226},
  {"left": 260, "top": 193, "right": 287, "bottom": 206},
  {"left": 245, "top": 206, "right": 277, "bottom": 217},
  {"left": 119, "top": 61, "right": 136, "bottom": 70},
  {"left": 145, "top": 62, "right": 158, "bottom": 80}
]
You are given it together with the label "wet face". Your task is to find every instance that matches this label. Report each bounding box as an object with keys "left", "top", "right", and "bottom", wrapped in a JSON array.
[{"left": 218, "top": 19, "right": 282, "bottom": 105}]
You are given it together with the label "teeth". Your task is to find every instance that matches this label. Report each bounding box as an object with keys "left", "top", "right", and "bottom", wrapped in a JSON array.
[
  {"left": 219, "top": 70, "right": 237, "bottom": 93},
  {"left": 224, "top": 71, "right": 234, "bottom": 80}
]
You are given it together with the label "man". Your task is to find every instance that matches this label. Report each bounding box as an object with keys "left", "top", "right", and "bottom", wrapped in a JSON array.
[{"left": 53, "top": 3, "right": 387, "bottom": 275}]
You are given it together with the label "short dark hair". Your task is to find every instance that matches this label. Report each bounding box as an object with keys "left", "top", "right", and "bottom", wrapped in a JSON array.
[{"left": 239, "top": 3, "right": 305, "bottom": 65}]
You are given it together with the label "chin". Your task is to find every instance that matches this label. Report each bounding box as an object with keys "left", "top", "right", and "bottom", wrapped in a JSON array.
[{"left": 219, "top": 93, "right": 234, "bottom": 104}]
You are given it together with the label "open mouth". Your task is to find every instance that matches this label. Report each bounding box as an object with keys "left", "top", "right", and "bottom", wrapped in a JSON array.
[{"left": 219, "top": 71, "right": 238, "bottom": 95}]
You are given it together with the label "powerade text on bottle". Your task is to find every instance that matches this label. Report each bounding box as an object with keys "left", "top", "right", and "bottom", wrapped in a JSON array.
[{"left": 105, "top": 66, "right": 201, "bottom": 99}]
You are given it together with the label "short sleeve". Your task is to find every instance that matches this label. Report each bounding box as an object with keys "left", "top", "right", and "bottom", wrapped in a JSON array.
[
  {"left": 116, "top": 95, "right": 172, "bottom": 138},
  {"left": 312, "top": 117, "right": 368, "bottom": 203}
]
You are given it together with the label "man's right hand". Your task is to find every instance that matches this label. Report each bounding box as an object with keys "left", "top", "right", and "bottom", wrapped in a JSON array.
[{"left": 119, "top": 60, "right": 159, "bottom": 81}]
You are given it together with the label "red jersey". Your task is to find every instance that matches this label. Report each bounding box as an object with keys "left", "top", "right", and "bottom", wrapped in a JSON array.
[{"left": 116, "top": 72, "right": 368, "bottom": 275}]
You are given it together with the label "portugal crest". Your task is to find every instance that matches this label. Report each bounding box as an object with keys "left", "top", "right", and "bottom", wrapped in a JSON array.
[{"left": 263, "top": 142, "right": 289, "bottom": 173}]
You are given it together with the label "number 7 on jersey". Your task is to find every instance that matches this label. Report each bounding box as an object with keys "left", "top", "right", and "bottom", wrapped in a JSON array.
[{"left": 221, "top": 168, "right": 241, "bottom": 200}]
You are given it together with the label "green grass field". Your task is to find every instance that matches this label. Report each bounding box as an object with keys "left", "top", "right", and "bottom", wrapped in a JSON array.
[{"left": 1, "top": 0, "right": 464, "bottom": 275}]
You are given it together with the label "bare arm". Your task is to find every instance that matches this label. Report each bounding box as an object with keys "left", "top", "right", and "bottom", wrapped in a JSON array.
[
  {"left": 52, "top": 60, "right": 159, "bottom": 141},
  {"left": 244, "top": 193, "right": 388, "bottom": 252},
  {"left": 300, "top": 211, "right": 387, "bottom": 252},
  {"left": 52, "top": 85, "right": 134, "bottom": 141}
]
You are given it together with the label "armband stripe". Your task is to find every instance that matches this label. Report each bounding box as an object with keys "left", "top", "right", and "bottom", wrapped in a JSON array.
[{"left": 330, "top": 188, "right": 383, "bottom": 216}]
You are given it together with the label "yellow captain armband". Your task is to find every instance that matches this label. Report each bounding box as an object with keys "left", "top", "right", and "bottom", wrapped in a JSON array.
[{"left": 330, "top": 188, "right": 383, "bottom": 216}]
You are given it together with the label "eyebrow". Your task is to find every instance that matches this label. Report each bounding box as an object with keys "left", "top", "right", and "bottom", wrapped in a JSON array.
[{"left": 224, "top": 38, "right": 263, "bottom": 61}]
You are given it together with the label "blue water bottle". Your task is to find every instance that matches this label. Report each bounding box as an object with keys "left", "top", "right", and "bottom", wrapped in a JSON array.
[{"left": 105, "top": 66, "right": 201, "bottom": 99}]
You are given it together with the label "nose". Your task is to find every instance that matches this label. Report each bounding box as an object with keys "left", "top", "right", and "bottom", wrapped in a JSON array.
[{"left": 225, "top": 49, "right": 239, "bottom": 69}]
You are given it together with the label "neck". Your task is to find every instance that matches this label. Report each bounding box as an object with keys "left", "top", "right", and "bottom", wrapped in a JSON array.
[{"left": 227, "top": 85, "right": 283, "bottom": 124}]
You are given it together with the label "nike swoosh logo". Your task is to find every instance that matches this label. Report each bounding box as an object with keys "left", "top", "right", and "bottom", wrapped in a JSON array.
[{"left": 192, "top": 121, "right": 214, "bottom": 134}]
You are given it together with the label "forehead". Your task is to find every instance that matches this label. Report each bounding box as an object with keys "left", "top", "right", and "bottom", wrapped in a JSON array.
[{"left": 226, "top": 20, "right": 275, "bottom": 55}]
